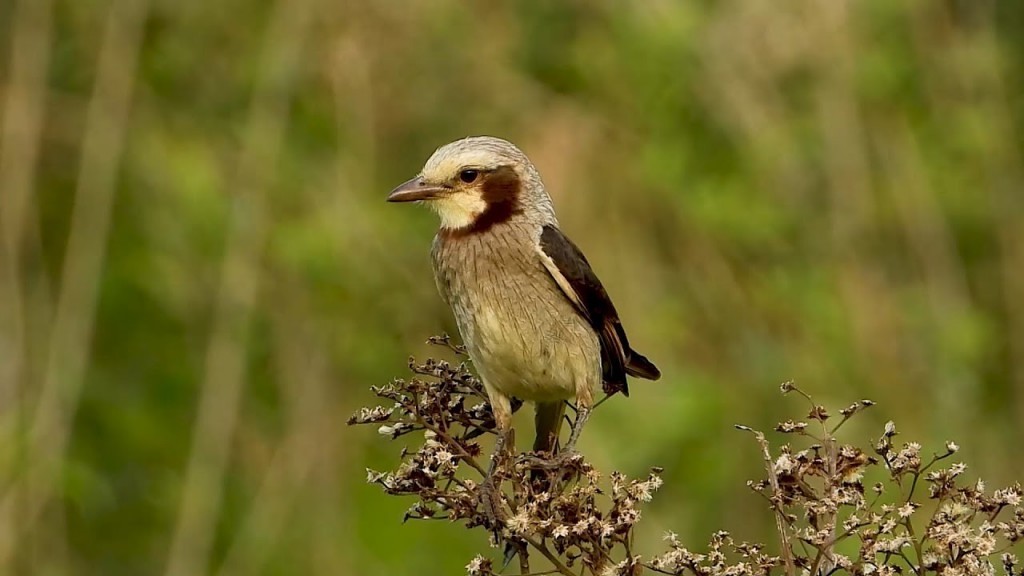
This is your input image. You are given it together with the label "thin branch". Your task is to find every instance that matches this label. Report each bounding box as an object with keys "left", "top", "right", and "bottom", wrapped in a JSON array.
[
  {"left": 519, "top": 542, "right": 530, "bottom": 575},
  {"left": 522, "top": 535, "right": 575, "bottom": 576},
  {"left": 736, "top": 425, "right": 796, "bottom": 576},
  {"left": 422, "top": 420, "right": 488, "bottom": 478}
]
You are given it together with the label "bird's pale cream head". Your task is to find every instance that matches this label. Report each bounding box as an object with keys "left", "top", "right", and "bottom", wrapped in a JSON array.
[{"left": 387, "top": 136, "right": 556, "bottom": 233}]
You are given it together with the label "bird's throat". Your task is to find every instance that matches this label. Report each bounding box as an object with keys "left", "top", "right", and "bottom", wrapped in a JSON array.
[{"left": 432, "top": 194, "right": 488, "bottom": 231}]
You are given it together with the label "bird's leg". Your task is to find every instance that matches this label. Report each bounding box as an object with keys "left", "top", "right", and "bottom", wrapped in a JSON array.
[
  {"left": 561, "top": 405, "right": 590, "bottom": 455},
  {"left": 560, "top": 384, "right": 594, "bottom": 457},
  {"left": 479, "top": 427, "right": 511, "bottom": 533},
  {"left": 486, "top": 426, "right": 511, "bottom": 477},
  {"left": 479, "top": 394, "right": 514, "bottom": 530}
]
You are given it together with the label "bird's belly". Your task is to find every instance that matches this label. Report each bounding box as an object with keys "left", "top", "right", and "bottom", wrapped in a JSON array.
[{"left": 466, "top": 300, "right": 598, "bottom": 403}]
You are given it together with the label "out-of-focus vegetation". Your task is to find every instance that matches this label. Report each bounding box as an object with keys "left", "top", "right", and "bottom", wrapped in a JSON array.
[{"left": 1, "top": 1, "right": 1022, "bottom": 574}]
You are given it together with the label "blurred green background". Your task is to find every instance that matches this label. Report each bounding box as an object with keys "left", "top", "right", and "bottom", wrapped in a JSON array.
[{"left": 2, "top": 0, "right": 1023, "bottom": 574}]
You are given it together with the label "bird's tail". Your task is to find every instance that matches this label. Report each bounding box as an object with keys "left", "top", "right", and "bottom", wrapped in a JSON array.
[
  {"left": 533, "top": 401, "right": 566, "bottom": 454},
  {"left": 625, "top": 349, "right": 661, "bottom": 381}
]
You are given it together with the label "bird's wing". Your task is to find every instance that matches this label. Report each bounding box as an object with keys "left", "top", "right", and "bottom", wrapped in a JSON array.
[{"left": 536, "top": 225, "right": 660, "bottom": 397}]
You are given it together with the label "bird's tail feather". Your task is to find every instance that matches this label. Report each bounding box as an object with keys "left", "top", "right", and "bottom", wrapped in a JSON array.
[
  {"left": 625, "top": 350, "right": 661, "bottom": 380},
  {"left": 533, "top": 401, "right": 566, "bottom": 454}
]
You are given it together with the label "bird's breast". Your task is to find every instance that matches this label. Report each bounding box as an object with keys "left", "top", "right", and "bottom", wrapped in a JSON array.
[{"left": 431, "top": 226, "right": 600, "bottom": 402}]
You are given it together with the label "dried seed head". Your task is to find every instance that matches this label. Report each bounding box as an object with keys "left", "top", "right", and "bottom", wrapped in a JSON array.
[{"left": 353, "top": 347, "right": 1020, "bottom": 576}]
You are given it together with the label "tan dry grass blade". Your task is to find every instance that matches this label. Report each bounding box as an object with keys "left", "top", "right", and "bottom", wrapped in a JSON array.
[{"left": 0, "top": 0, "right": 54, "bottom": 568}]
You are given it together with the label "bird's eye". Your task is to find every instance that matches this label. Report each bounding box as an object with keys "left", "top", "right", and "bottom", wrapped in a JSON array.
[{"left": 459, "top": 169, "right": 479, "bottom": 183}]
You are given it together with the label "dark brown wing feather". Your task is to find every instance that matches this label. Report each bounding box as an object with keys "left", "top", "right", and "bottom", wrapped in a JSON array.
[{"left": 538, "top": 225, "right": 660, "bottom": 397}]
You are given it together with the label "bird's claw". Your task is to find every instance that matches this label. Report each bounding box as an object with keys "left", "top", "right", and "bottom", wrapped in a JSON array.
[
  {"left": 550, "top": 449, "right": 584, "bottom": 473},
  {"left": 551, "top": 447, "right": 582, "bottom": 465},
  {"left": 517, "top": 448, "right": 582, "bottom": 466}
]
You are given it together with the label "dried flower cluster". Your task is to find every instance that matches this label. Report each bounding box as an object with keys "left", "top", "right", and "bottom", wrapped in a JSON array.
[
  {"left": 730, "top": 383, "right": 1024, "bottom": 576},
  {"left": 349, "top": 336, "right": 667, "bottom": 575},
  {"left": 349, "top": 339, "right": 1024, "bottom": 576}
]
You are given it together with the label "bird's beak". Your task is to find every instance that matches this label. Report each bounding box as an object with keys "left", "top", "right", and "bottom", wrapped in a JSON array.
[{"left": 387, "top": 177, "right": 447, "bottom": 203}]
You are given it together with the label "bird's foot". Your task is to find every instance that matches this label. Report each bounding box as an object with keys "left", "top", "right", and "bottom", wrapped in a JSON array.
[
  {"left": 478, "top": 473, "right": 505, "bottom": 532},
  {"left": 515, "top": 450, "right": 561, "bottom": 467},
  {"left": 551, "top": 447, "right": 583, "bottom": 468},
  {"left": 518, "top": 448, "right": 586, "bottom": 497}
]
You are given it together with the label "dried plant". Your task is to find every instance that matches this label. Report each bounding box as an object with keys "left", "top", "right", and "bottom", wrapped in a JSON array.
[{"left": 349, "top": 338, "right": 1023, "bottom": 576}]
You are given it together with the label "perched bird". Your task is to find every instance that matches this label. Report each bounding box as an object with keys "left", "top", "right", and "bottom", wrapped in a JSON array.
[{"left": 387, "top": 136, "right": 660, "bottom": 469}]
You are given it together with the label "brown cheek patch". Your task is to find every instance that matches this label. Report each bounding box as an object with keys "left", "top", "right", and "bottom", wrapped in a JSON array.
[{"left": 441, "top": 165, "right": 522, "bottom": 238}]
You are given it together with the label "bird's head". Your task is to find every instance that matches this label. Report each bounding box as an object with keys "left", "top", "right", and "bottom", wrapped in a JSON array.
[{"left": 387, "top": 136, "right": 556, "bottom": 234}]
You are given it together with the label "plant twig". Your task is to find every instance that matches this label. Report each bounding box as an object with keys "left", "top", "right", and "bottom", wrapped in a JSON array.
[{"left": 736, "top": 425, "right": 796, "bottom": 576}]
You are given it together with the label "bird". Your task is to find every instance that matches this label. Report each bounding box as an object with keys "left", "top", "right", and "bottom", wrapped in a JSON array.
[{"left": 387, "top": 135, "right": 660, "bottom": 477}]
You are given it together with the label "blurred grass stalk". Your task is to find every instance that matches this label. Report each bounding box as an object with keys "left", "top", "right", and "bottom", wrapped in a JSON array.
[
  {"left": 162, "top": 0, "right": 320, "bottom": 574},
  {"left": 2, "top": 0, "right": 147, "bottom": 573},
  {"left": 0, "top": 0, "right": 53, "bottom": 569}
]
